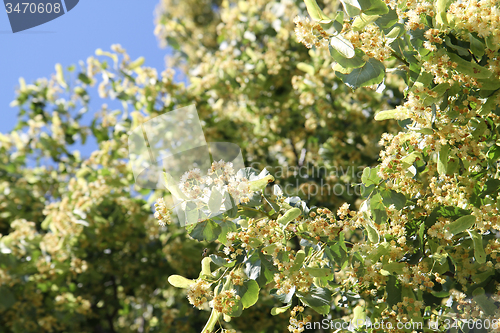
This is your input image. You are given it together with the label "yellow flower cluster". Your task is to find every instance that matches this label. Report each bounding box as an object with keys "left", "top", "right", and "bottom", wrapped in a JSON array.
[
  {"left": 346, "top": 25, "right": 393, "bottom": 62},
  {"left": 449, "top": 0, "right": 500, "bottom": 48},
  {"left": 274, "top": 267, "right": 314, "bottom": 295},
  {"left": 288, "top": 306, "right": 312, "bottom": 333},
  {"left": 209, "top": 289, "right": 241, "bottom": 315},
  {"left": 187, "top": 279, "right": 213, "bottom": 309},
  {"left": 293, "top": 16, "right": 329, "bottom": 49},
  {"left": 154, "top": 197, "right": 172, "bottom": 226}
]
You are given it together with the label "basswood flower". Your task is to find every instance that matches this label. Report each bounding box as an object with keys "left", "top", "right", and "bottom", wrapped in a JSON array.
[
  {"left": 187, "top": 279, "right": 213, "bottom": 309},
  {"left": 176, "top": 160, "right": 255, "bottom": 207},
  {"left": 293, "top": 16, "right": 329, "bottom": 49},
  {"left": 154, "top": 197, "right": 172, "bottom": 226},
  {"left": 209, "top": 289, "right": 240, "bottom": 314}
]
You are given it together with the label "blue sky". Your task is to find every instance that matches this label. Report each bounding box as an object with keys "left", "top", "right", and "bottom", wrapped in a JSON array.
[{"left": 0, "top": 0, "right": 172, "bottom": 138}]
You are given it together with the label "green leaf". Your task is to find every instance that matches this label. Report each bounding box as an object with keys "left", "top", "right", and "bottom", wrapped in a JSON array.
[
  {"left": 210, "top": 254, "right": 235, "bottom": 268},
  {"left": 385, "top": 23, "right": 405, "bottom": 40},
  {"left": 446, "top": 37, "right": 469, "bottom": 58},
  {"left": 277, "top": 207, "right": 302, "bottom": 225},
  {"left": 376, "top": 8, "right": 398, "bottom": 28},
  {"left": 468, "top": 230, "right": 486, "bottom": 264},
  {"left": 224, "top": 191, "right": 238, "bottom": 218},
  {"left": 201, "top": 257, "right": 212, "bottom": 277},
  {"left": 479, "top": 79, "right": 500, "bottom": 98},
  {"left": 128, "top": 56, "right": 145, "bottom": 70},
  {"left": 360, "top": 184, "right": 375, "bottom": 198},
  {"left": 488, "top": 145, "right": 500, "bottom": 161},
  {"left": 330, "top": 35, "right": 355, "bottom": 58},
  {"left": 358, "top": 0, "right": 388, "bottom": 15},
  {"left": 370, "top": 192, "right": 387, "bottom": 224},
  {"left": 437, "top": 144, "right": 449, "bottom": 176},
  {"left": 383, "top": 262, "right": 405, "bottom": 274},
  {"left": 330, "top": 48, "right": 366, "bottom": 69},
  {"left": 228, "top": 301, "right": 243, "bottom": 318},
  {"left": 368, "top": 242, "right": 390, "bottom": 263},
  {"left": 297, "top": 286, "right": 332, "bottom": 314},
  {"left": 386, "top": 275, "right": 401, "bottom": 307},
  {"left": 401, "top": 151, "right": 422, "bottom": 168},
  {"left": 332, "top": 63, "right": 354, "bottom": 74},
  {"left": 414, "top": 70, "right": 434, "bottom": 87},
  {"left": 419, "top": 223, "right": 425, "bottom": 244},
  {"left": 473, "top": 268, "right": 494, "bottom": 284},
  {"left": 469, "top": 33, "right": 485, "bottom": 58},
  {"left": 78, "top": 73, "right": 92, "bottom": 85},
  {"left": 478, "top": 179, "right": 500, "bottom": 199},
  {"left": 437, "top": 205, "right": 470, "bottom": 219},
  {"left": 365, "top": 221, "right": 379, "bottom": 243},
  {"left": 436, "top": 0, "right": 452, "bottom": 26},
  {"left": 258, "top": 253, "right": 278, "bottom": 286},
  {"left": 352, "top": 305, "right": 366, "bottom": 324},
  {"left": 185, "top": 201, "right": 200, "bottom": 225},
  {"left": 208, "top": 188, "right": 223, "bottom": 214},
  {"left": 264, "top": 195, "right": 280, "bottom": 215},
  {"left": 291, "top": 250, "right": 306, "bottom": 272},
  {"left": 244, "top": 253, "right": 261, "bottom": 280},
  {"left": 336, "top": 58, "right": 385, "bottom": 89},
  {"left": 326, "top": 244, "right": 347, "bottom": 268},
  {"left": 361, "top": 167, "right": 381, "bottom": 186},
  {"left": 332, "top": 11, "right": 344, "bottom": 33},
  {"left": 485, "top": 35, "right": 497, "bottom": 51},
  {"left": 374, "top": 108, "right": 404, "bottom": 121},
  {"left": 55, "top": 63, "right": 67, "bottom": 88},
  {"left": 381, "top": 189, "right": 406, "bottom": 210},
  {"left": 168, "top": 275, "right": 195, "bottom": 289},
  {"left": 297, "top": 62, "right": 315, "bottom": 76},
  {"left": 248, "top": 237, "right": 263, "bottom": 247},
  {"left": 304, "top": 0, "right": 332, "bottom": 23},
  {"left": 447, "top": 52, "right": 492, "bottom": 79},
  {"left": 271, "top": 303, "right": 292, "bottom": 315},
  {"left": 340, "top": 0, "right": 361, "bottom": 17},
  {"left": 469, "top": 117, "right": 488, "bottom": 140},
  {"left": 189, "top": 220, "right": 222, "bottom": 242},
  {"left": 238, "top": 280, "right": 260, "bottom": 309},
  {"left": 446, "top": 156, "right": 459, "bottom": 175},
  {"left": 472, "top": 288, "right": 497, "bottom": 316},
  {"left": 305, "top": 267, "right": 333, "bottom": 278},
  {"left": 262, "top": 244, "right": 278, "bottom": 256},
  {"left": 480, "top": 92, "right": 500, "bottom": 115},
  {"left": 447, "top": 215, "right": 476, "bottom": 235},
  {"left": 248, "top": 175, "right": 274, "bottom": 191},
  {"left": 352, "top": 13, "right": 380, "bottom": 31},
  {"left": 41, "top": 215, "right": 52, "bottom": 230},
  {"left": 218, "top": 220, "right": 237, "bottom": 245}
]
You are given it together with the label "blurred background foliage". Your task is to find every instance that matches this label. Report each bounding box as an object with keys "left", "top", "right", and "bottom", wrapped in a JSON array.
[{"left": 0, "top": 0, "right": 402, "bottom": 331}]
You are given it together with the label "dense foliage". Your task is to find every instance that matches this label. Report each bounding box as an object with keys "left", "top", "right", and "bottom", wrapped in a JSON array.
[{"left": 0, "top": 0, "right": 499, "bottom": 332}]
